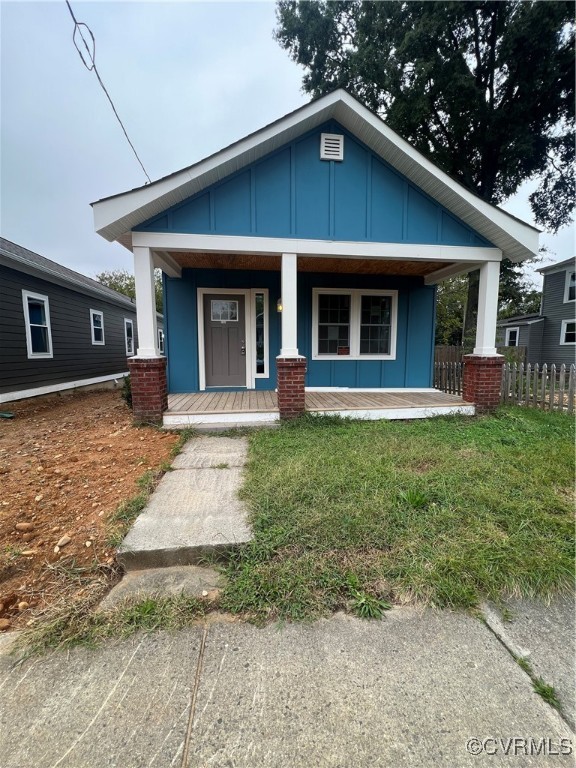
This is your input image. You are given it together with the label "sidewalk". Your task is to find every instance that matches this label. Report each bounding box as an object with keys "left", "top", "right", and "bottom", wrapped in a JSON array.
[{"left": 1, "top": 607, "right": 573, "bottom": 768}]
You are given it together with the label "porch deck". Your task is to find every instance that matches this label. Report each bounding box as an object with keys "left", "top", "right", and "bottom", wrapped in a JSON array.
[{"left": 164, "top": 390, "right": 475, "bottom": 428}]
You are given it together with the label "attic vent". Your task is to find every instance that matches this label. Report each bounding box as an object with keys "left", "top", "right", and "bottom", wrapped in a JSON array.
[{"left": 320, "top": 133, "right": 344, "bottom": 161}]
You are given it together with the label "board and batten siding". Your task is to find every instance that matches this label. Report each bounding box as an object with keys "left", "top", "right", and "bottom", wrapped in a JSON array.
[
  {"left": 134, "top": 121, "right": 491, "bottom": 249},
  {"left": 0, "top": 264, "right": 137, "bottom": 395},
  {"left": 164, "top": 268, "right": 435, "bottom": 393},
  {"left": 540, "top": 269, "right": 576, "bottom": 366}
]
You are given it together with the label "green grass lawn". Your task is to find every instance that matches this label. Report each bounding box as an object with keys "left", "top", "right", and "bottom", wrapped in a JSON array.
[{"left": 222, "top": 407, "right": 575, "bottom": 622}]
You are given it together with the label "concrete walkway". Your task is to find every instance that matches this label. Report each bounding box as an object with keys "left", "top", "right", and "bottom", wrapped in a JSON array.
[
  {"left": 1, "top": 608, "right": 574, "bottom": 768},
  {"left": 118, "top": 436, "right": 252, "bottom": 570}
]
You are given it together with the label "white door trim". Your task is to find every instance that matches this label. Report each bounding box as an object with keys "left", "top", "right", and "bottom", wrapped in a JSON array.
[{"left": 197, "top": 288, "right": 254, "bottom": 391}]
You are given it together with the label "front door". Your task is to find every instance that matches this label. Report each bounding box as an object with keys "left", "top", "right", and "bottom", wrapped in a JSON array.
[{"left": 204, "top": 294, "right": 246, "bottom": 387}]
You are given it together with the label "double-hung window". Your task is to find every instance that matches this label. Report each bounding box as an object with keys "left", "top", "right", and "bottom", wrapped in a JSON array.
[
  {"left": 560, "top": 320, "right": 576, "bottom": 345},
  {"left": 313, "top": 289, "right": 397, "bottom": 359},
  {"left": 90, "top": 310, "right": 105, "bottom": 345},
  {"left": 22, "top": 290, "right": 53, "bottom": 358},
  {"left": 125, "top": 319, "right": 134, "bottom": 355},
  {"left": 564, "top": 271, "right": 575, "bottom": 303},
  {"left": 505, "top": 327, "right": 519, "bottom": 347}
]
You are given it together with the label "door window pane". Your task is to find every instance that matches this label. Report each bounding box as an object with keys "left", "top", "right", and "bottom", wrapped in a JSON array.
[
  {"left": 211, "top": 300, "right": 238, "bottom": 322},
  {"left": 318, "top": 294, "right": 350, "bottom": 354},
  {"left": 255, "top": 293, "right": 265, "bottom": 374}
]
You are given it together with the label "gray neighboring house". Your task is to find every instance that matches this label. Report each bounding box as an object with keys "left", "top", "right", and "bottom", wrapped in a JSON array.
[
  {"left": 0, "top": 237, "right": 163, "bottom": 404},
  {"left": 497, "top": 256, "right": 576, "bottom": 366}
]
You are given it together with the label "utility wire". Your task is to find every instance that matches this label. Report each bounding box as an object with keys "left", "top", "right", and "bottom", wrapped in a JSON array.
[{"left": 65, "top": 0, "right": 151, "bottom": 183}]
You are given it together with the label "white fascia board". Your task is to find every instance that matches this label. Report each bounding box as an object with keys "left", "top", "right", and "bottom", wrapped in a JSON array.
[
  {"left": 333, "top": 93, "right": 539, "bottom": 261},
  {"left": 93, "top": 95, "right": 341, "bottom": 241},
  {"left": 424, "top": 262, "right": 483, "bottom": 284},
  {"left": 132, "top": 231, "right": 502, "bottom": 264},
  {"left": 93, "top": 89, "right": 538, "bottom": 262},
  {"left": 0, "top": 372, "right": 129, "bottom": 404}
]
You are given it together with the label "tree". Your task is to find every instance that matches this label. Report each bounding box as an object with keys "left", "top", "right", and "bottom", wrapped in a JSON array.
[
  {"left": 275, "top": 0, "right": 574, "bottom": 347},
  {"left": 95, "top": 268, "right": 163, "bottom": 313},
  {"left": 435, "top": 276, "right": 468, "bottom": 346}
]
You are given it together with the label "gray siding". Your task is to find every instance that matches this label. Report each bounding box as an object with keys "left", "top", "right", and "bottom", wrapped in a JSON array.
[
  {"left": 0, "top": 264, "right": 138, "bottom": 395},
  {"left": 540, "top": 269, "right": 576, "bottom": 366}
]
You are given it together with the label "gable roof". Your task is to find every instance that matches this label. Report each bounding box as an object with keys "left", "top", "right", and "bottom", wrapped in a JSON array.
[
  {"left": 537, "top": 256, "right": 575, "bottom": 275},
  {"left": 92, "top": 89, "right": 539, "bottom": 263},
  {"left": 0, "top": 237, "right": 136, "bottom": 309}
]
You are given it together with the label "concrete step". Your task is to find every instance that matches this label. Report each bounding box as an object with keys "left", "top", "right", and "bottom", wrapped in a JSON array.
[
  {"left": 118, "top": 437, "right": 252, "bottom": 571},
  {"left": 98, "top": 565, "right": 223, "bottom": 612}
]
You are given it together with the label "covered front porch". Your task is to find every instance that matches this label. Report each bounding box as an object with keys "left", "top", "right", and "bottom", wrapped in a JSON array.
[{"left": 164, "top": 388, "right": 474, "bottom": 428}]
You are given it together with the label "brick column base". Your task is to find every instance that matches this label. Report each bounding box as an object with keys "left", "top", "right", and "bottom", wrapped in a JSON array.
[
  {"left": 128, "top": 357, "right": 168, "bottom": 425},
  {"left": 462, "top": 355, "right": 503, "bottom": 413},
  {"left": 277, "top": 356, "right": 306, "bottom": 419}
]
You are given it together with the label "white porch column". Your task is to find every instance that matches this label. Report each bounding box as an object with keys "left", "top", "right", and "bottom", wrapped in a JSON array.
[
  {"left": 133, "top": 246, "right": 159, "bottom": 357},
  {"left": 280, "top": 252, "right": 299, "bottom": 356},
  {"left": 474, "top": 260, "right": 501, "bottom": 356}
]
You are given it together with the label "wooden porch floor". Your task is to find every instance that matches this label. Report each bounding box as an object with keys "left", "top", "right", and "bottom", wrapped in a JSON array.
[{"left": 166, "top": 389, "right": 466, "bottom": 415}]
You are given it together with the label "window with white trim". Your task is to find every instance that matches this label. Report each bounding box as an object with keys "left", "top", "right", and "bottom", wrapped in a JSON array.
[
  {"left": 564, "top": 271, "right": 575, "bottom": 303},
  {"left": 312, "top": 289, "right": 397, "bottom": 359},
  {"left": 505, "top": 327, "right": 519, "bottom": 347},
  {"left": 254, "top": 291, "right": 268, "bottom": 376},
  {"left": 157, "top": 328, "right": 165, "bottom": 354},
  {"left": 22, "top": 290, "right": 53, "bottom": 358},
  {"left": 124, "top": 319, "right": 134, "bottom": 355},
  {"left": 560, "top": 319, "right": 576, "bottom": 345},
  {"left": 90, "top": 310, "right": 105, "bottom": 345}
]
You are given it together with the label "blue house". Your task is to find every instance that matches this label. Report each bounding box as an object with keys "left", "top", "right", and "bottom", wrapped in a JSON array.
[{"left": 92, "top": 90, "right": 539, "bottom": 425}]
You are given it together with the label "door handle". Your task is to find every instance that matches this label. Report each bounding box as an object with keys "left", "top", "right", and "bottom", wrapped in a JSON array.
[{"left": 240, "top": 340, "right": 246, "bottom": 356}]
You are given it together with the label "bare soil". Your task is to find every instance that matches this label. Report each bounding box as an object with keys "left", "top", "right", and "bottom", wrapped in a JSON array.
[{"left": 0, "top": 389, "right": 179, "bottom": 631}]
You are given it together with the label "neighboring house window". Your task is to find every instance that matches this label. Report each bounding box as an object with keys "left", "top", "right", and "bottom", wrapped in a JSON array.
[
  {"left": 560, "top": 320, "right": 576, "bottom": 345},
  {"left": 505, "top": 327, "right": 519, "bottom": 347},
  {"left": 157, "top": 329, "right": 165, "bottom": 354},
  {"left": 22, "top": 290, "right": 53, "bottom": 359},
  {"left": 312, "top": 289, "right": 397, "bottom": 359},
  {"left": 90, "top": 310, "right": 105, "bottom": 345},
  {"left": 124, "top": 319, "right": 134, "bottom": 355},
  {"left": 564, "top": 271, "right": 576, "bottom": 303}
]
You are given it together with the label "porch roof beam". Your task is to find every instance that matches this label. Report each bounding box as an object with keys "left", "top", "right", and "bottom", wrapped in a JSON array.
[
  {"left": 152, "top": 250, "right": 182, "bottom": 278},
  {"left": 132, "top": 232, "right": 502, "bottom": 264},
  {"left": 424, "top": 262, "right": 482, "bottom": 285}
]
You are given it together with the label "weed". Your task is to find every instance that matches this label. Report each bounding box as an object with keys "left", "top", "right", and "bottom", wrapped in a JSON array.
[
  {"left": 350, "top": 591, "right": 391, "bottom": 620},
  {"left": 532, "top": 678, "right": 562, "bottom": 710},
  {"left": 17, "top": 593, "right": 208, "bottom": 655},
  {"left": 398, "top": 489, "right": 430, "bottom": 509},
  {"left": 213, "top": 462, "right": 230, "bottom": 469}
]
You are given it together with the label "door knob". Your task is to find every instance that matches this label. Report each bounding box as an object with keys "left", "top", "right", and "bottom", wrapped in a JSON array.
[{"left": 240, "top": 340, "right": 246, "bottom": 356}]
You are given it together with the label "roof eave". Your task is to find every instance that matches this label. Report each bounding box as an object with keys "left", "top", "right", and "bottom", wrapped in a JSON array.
[{"left": 93, "top": 89, "right": 539, "bottom": 263}]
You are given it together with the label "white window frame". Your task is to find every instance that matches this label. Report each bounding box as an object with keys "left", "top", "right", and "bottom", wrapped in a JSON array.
[
  {"left": 505, "top": 327, "right": 520, "bottom": 347},
  {"left": 124, "top": 319, "right": 134, "bottom": 355},
  {"left": 560, "top": 319, "right": 576, "bottom": 345},
  {"left": 22, "top": 290, "right": 53, "bottom": 359},
  {"left": 90, "top": 309, "right": 105, "bottom": 345},
  {"left": 157, "top": 328, "right": 165, "bottom": 354},
  {"left": 252, "top": 290, "right": 269, "bottom": 379},
  {"left": 312, "top": 288, "right": 398, "bottom": 361},
  {"left": 564, "top": 270, "right": 576, "bottom": 303}
]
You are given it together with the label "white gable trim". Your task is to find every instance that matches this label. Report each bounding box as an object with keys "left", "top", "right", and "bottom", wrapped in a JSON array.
[{"left": 93, "top": 90, "right": 538, "bottom": 262}]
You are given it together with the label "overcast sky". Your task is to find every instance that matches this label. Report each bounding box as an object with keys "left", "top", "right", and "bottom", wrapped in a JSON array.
[{"left": 1, "top": 1, "right": 573, "bottom": 288}]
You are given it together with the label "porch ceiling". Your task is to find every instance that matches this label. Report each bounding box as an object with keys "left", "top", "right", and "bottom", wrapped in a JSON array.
[{"left": 167, "top": 251, "right": 447, "bottom": 277}]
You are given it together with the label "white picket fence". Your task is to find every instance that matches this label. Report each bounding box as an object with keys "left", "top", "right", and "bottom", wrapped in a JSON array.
[{"left": 434, "top": 361, "right": 576, "bottom": 413}]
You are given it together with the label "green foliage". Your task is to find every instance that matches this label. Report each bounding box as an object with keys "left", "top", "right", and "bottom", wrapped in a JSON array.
[
  {"left": 95, "top": 268, "right": 163, "bottom": 313},
  {"left": 275, "top": 0, "right": 574, "bottom": 232},
  {"left": 120, "top": 374, "right": 132, "bottom": 409},
  {"left": 222, "top": 408, "right": 574, "bottom": 622},
  {"left": 532, "top": 678, "right": 562, "bottom": 710},
  {"left": 276, "top": 1, "right": 574, "bottom": 345},
  {"left": 435, "top": 276, "right": 467, "bottom": 345}
]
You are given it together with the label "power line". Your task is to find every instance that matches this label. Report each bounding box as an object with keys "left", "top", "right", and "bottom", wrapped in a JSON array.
[{"left": 65, "top": 0, "right": 151, "bottom": 184}]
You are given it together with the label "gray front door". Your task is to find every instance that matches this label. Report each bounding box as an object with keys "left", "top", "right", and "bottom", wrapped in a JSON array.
[{"left": 204, "top": 294, "right": 246, "bottom": 387}]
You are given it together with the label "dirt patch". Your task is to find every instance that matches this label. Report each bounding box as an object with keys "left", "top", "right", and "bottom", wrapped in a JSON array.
[{"left": 0, "top": 389, "right": 180, "bottom": 631}]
